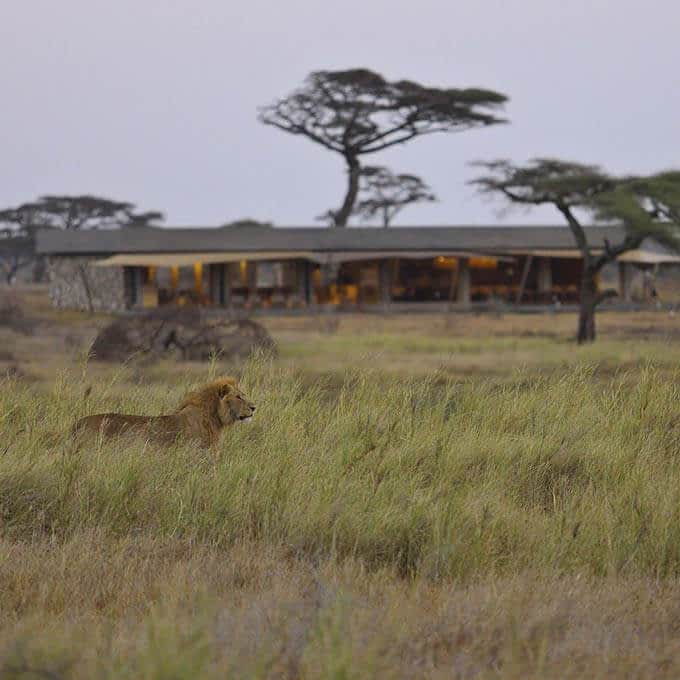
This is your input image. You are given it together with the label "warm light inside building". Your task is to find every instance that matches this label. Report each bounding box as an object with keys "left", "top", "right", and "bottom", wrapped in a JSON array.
[
  {"left": 193, "top": 262, "right": 203, "bottom": 294},
  {"left": 170, "top": 266, "right": 179, "bottom": 290},
  {"left": 469, "top": 257, "right": 498, "bottom": 269},
  {"left": 239, "top": 260, "right": 248, "bottom": 286},
  {"left": 433, "top": 256, "right": 458, "bottom": 270}
]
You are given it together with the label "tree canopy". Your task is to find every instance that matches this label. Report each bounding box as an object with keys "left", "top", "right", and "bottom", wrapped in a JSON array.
[
  {"left": 349, "top": 166, "right": 436, "bottom": 227},
  {"left": 260, "top": 68, "right": 507, "bottom": 226},
  {"left": 0, "top": 195, "right": 164, "bottom": 234},
  {"left": 0, "top": 196, "right": 164, "bottom": 284},
  {"left": 220, "top": 219, "right": 273, "bottom": 228}
]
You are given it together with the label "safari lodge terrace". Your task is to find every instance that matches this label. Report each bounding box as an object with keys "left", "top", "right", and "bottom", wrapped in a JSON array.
[{"left": 37, "top": 225, "right": 680, "bottom": 313}]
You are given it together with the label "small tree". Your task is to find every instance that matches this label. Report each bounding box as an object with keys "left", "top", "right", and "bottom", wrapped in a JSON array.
[
  {"left": 351, "top": 166, "right": 436, "bottom": 227},
  {"left": 220, "top": 219, "right": 273, "bottom": 228},
  {"left": 471, "top": 159, "right": 680, "bottom": 343},
  {"left": 260, "top": 69, "right": 507, "bottom": 226},
  {"left": 123, "top": 211, "right": 165, "bottom": 228}
]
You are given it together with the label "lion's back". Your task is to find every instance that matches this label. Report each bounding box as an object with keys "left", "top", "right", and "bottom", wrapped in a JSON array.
[{"left": 72, "top": 413, "right": 185, "bottom": 444}]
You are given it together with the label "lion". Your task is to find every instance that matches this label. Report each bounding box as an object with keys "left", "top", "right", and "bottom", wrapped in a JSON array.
[{"left": 72, "top": 377, "right": 256, "bottom": 449}]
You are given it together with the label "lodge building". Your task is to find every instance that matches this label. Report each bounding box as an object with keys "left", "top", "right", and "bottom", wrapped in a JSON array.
[{"left": 36, "top": 225, "right": 680, "bottom": 313}]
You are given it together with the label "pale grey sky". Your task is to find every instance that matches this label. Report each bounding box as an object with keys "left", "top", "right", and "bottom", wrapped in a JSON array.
[{"left": 1, "top": 0, "right": 678, "bottom": 226}]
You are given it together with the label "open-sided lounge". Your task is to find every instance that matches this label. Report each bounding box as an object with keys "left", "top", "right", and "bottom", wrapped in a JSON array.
[{"left": 36, "top": 225, "right": 680, "bottom": 313}]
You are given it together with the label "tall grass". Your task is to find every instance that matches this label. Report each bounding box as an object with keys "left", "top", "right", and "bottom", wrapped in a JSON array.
[{"left": 2, "top": 359, "right": 680, "bottom": 581}]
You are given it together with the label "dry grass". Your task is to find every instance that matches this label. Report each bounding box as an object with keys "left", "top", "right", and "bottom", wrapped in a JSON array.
[
  {"left": 3, "top": 535, "right": 680, "bottom": 679},
  {"left": 2, "top": 285, "right": 680, "bottom": 677}
]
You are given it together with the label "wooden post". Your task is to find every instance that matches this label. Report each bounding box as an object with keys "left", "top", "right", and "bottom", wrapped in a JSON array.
[
  {"left": 448, "top": 261, "right": 460, "bottom": 311},
  {"left": 208, "top": 264, "right": 219, "bottom": 305},
  {"left": 456, "top": 257, "right": 471, "bottom": 306},
  {"left": 209, "top": 263, "right": 229, "bottom": 307},
  {"left": 516, "top": 255, "right": 533, "bottom": 304},
  {"left": 297, "top": 260, "right": 312, "bottom": 307},
  {"left": 246, "top": 261, "right": 257, "bottom": 308},
  {"left": 536, "top": 257, "right": 552, "bottom": 300},
  {"left": 223, "top": 263, "right": 232, "bottom": 310},
  {"left": 379, "top": 259, "right": 392, "bottom": 310}
]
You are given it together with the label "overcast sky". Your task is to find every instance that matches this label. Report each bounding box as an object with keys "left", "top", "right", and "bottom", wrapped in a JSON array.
[{"left": 1, "top": 0, "right": 678, "bottom": 227}]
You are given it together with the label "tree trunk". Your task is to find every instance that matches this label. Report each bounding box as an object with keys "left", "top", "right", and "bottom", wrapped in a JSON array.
[
  {"left": 577, "top": 268, "right": 598, "bottom": 344},
  {"left": 333, "top": 156, "right": 360, "bottom": 227}
]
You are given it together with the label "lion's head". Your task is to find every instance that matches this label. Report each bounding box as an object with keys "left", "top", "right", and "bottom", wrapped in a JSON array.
[
  {"left": 217, "top": 383, "right": 256, "bottom": 425},
  {"left": 179, "top": 377, "right": 256, "bottom": 427}
]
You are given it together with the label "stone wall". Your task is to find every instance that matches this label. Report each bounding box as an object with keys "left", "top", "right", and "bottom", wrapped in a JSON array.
[{"left": 47, "top": 257, "right": 127, "bottom": 312}]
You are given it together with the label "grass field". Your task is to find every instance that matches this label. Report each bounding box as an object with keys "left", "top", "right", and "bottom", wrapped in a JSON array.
[{"left": 3, "top": 288, "right": 680, "bottom": 678}]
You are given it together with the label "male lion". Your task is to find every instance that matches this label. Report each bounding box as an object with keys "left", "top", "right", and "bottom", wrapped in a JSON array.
[{"left": 72, "top": 377, "right": 255, "bottom": 448}]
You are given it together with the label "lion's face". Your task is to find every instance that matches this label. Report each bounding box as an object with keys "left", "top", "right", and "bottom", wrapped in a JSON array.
[{"left": 218, "top": 387, "right": 256, "bottom": 425}]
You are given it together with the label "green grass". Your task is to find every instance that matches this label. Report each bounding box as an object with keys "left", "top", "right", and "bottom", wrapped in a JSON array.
[{"left": 4, "top": 360, "right": 680, "bottom": 581}]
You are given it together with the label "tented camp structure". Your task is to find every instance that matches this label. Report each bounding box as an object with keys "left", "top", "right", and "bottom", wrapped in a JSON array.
[{"left": 36, "top": 225, "right": 680, "bottom": 313}]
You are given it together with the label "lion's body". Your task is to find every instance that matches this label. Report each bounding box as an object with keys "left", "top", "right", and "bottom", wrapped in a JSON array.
[{"left": 72, "top": 377, "right": 255, "bottom": 448}]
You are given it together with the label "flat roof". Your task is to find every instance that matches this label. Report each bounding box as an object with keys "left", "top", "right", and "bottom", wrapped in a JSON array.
[{"left": 37, "top": 224, "right": 632, "bottom": 256}]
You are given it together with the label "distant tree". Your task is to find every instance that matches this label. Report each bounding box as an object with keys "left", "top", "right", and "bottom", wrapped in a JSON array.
[
  {"left": 260, "top": 68, "right": 507, "bottom": 227},
  {"left": 220, "top": 219, "right": 273, "bottom": 228},
  {"left": 352, "top": 166, "right": 436, "bottom": 227},
  {"left": 33, "top": 195, "right": 164, "bottom": 230},
  {"left": 471, "top": 159, "right": 680, "bottom": 343},
  {"left": 0, "top": 195, "right": 164, "bottom": 287},
  {"left": 123, "top": 211, "right": 165, "bottom": 228}
]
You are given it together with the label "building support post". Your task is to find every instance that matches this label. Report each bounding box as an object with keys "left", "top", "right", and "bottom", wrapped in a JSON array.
[
  {"left": 456, "top": 257, "right": 471, "bottom": 307},
  {"left": 297, "top": 260, "right": 312, "bottom": 307},
  {"left": 537, "top": 257, "right": 552, "bottom": 301},
  {"left": 222, "top": 263, "right": 232, "bottom": 311},
  {"left": 209, "top": 263, "right": 229, "bottom": 308},
  {"left": 618, "top": 262, "right": 632, "bottom": 302},
  {"left": 246, "top": 261, "right": 257, "bottom": 308},
  {"left": 123, "top": 266, "right": 144, "bottom": 309},
  {"left": 516, "top": 255, "right": 533, "bottom": 304},
  {"left": 208, "top": 264, "right": 219, "bottom": 305},
  {"left": 379, "top": 259, "right": 392, "bottom": 310}
]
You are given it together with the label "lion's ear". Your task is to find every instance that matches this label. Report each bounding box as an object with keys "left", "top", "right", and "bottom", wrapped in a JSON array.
[{"left": 218, "top": 384, "right": 236, "bottom": 398}]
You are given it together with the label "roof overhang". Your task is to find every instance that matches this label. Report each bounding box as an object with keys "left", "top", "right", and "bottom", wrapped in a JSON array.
[
  {"left": 92, "top": 252, "right": 320, "bottom": 267},
  {"left": 92, "top": 250, "right": 516, "bottom": 267},
  {"left": 311, "top": 250, "right": 515, "bottom": 264}
]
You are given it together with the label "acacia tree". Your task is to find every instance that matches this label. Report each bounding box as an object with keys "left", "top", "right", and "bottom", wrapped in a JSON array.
[
  {"left": 352, "top": 166, "right": 436, "bottom": 227},
  {"left": 260, "top": 69, "right": 507, "bottom": 226},
  {"left": 471, "top": 159, "right": 680, "bottom": 343},
  {"left": 33, "top": 195, "right": 164, "bottom": 230}
]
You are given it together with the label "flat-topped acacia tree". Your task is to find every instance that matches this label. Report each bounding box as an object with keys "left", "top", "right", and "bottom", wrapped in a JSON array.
[
  {"left": 471, "top": 159, "right": 680, "bottom": 343},
  {"left": 259, "top": 69, "right": 507, "bottom": 226},
  {"left": 33, "top": 195, "right": 164, "bottom": 230}
]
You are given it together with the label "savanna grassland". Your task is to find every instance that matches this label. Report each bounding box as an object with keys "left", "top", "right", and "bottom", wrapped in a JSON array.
[{"left": 4, "top": 288, "right": 680, "bottom": 678}]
